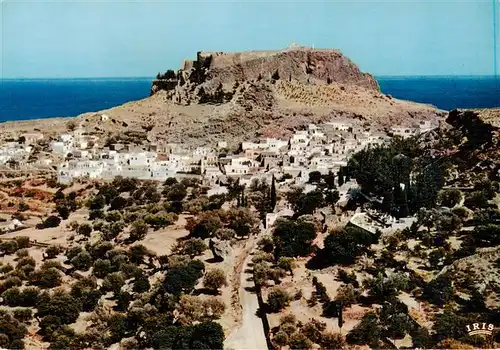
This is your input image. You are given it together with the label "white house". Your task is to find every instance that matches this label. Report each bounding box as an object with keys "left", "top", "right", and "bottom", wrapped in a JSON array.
[
  {"left": 326, "top": 120, "right": 353, "bottom": 132},
  {"left": 391, "top": 126, "right": 416, "bottom": 138}
]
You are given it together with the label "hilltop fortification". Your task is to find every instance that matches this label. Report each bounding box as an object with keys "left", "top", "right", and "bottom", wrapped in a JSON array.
[
  {"left": 0, "top": 47, "right": 447, "bottom": 147},
  {"left": 151, "top": 47, "right": 379, "bottom": 104}
]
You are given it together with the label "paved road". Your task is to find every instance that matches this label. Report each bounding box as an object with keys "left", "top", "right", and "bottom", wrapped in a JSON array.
[{"left": 224, "top": 240, "right": 267, "bottom": 350}]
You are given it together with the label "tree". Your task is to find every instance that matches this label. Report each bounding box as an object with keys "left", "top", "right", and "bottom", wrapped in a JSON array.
[
  {"left": 308, "top": 171, "right": 322, "bottom": 184},
  {"left": 302, "top": 319, "right": 326, "bottom": 344},
  {"left": 116, "top": 291, "right": 132, "bottom": 311},
  {"left": 346, "top": 311, "right": 383, "bottom": 348},
  {"left": 411, "top": 327, "right": 432, "bottom": 348},
  {"left": 437, "top": 188, "right": 462, "bottom": 208},
  {"left": 273, "top": 219, "right": 316, "bottom": 258},
  {"left": 77, "top": 223, "right": 92, "bottom": 237},
  {"left": 324, "top": 189, "right": 340, "bottom": 206},
  {"left": 36, "top": 215, "right": 61, "bottom": 229},
  {"left": 267, "top": 288, "right": 291, "bottom": 312},
  {"left": 176, "top": 295, "right": 226, "bottom": 324},
  {"left": 363, "top": 272, "right": 408, "bottom": 302},
  {"left": 335, "top": 284, "right": 358, "bottom": 307},
  {"left": 88, "top": 195, "right": 105, "bottom": 210},
  {"left": 102, "top": 272, "right": 125, "bottom": 294},
  {"left": 55, "top": 203, "right": 70, "bottom": 220},
  {"left": 433, "top": 310, "right": 466, "bottom": 342},
  {"left": 288, "top": 332, "right": 312, "bottom": 350},
  {"left": 253, "top": 262, "right": 271, "bottom": 287},
  {"left": 17, "top": 286, "right": 39, "bottom": 307},
  {"left": 145, "top": 211, "right": 178, "bottom": 229},
  {"left": 133, "top": 275, "right": 151, "bottom": 293},
  {"left": 187, "top": 211, "right": 222, "bottom": 239},
  {"left": 166, "top": 183, "right": 188, "bottom": 202},
  {"left": 323, "top": 171, "right": 337, "bottom": 189},
  {"left": 274, "top": 331, "right": 289, "bottom": 347},
  {"left": 66, "top": 120, "right": 77, "bottom": 131},
  {"left": 163, "top": 259, "right": 205, "bottom": 295},
  {"left": 225, "top": 208, "right": 258, "bottom": 237},
  {"left": 214, "top": 228, "right": 236, "bottom": 240},
  {"left": 270, "top": 175, "right": 277, "bottom": 211},
  {"left": 313, "top": 226, "right": 374, "bottom": 266},
  {"left": 173, "top": 238, "right": 208, "bottom": 258},
  {"left": 129, "top": 244, "right": 152, "bottom": 265},
  {"left": 45, "top": 245, "right": 61, "bottom": 259},
  {"left": 31, "top": 267, "right": 62, "bottom": 288},
  {"left": 37, "top": 290, "right": 81, "bottom": 324},
  {"left": 0, "top": 311, "right": 27, "bottom": 349},
  {"left": 337, "top": 168, "right": 344, "bottom": 187},
  {"left": 71, "top": 251, "right": 93, "bottom": 271},
  {"left": 287, "top": 188, "right": 325, "bottom": 217},
  {"left": 15, "top": 236, "right": 30, "bottom": 249},
  {"left": 320, "top": 332, "right": 346, "bottom": 350},
  {"left": 130, "top": 219, "right": 148, "bottom": 241},
  {"left": 110, "top": 195, "right": 128, "bottom": 211},
  {"left": 422, "top": 276, "right": 454, "bottom": 306},
  {"left": 277, "top": 257, "right": 296, "bottom": 276},
  {"left": 17, "top": 256, "right": 36, "bottom": 275},
  {"left": 1, "top": 287, "right": 22, "bottom": 306},
  {"left": 70, "top": 277, "right": 101, "bottom": 312},
  {"left": 164, "top": 177, "right": 178, "bottom": 186},
  {"left": 191, "top": 321, "right": 225, "bottom": 349},
  {"left": 13, "top": 308, "right": 32, "bottom": 322},
  {"left": 203, "top": 268, "right": 228, "bottom": 292},
  {"left": 92, "top": 259, "right": 112, "bottom": 278},
  {"left": 0, "top": 240, "right": 19, "bottom": 255}
]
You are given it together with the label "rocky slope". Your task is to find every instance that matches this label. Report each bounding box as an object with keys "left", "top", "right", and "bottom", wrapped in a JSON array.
[
  {"left": 150, "top": 48, "right": 380, "bottom": 103},
  {"left": 1, "top": 47, "right": 447, "bottom": 147}
]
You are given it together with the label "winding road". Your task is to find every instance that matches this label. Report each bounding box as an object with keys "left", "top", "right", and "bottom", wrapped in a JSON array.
[{"left": 224, "top": 238, "right": 267, "bottom": 350}]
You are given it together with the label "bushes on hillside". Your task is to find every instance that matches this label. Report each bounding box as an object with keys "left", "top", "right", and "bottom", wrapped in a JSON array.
[
  {"left": 0, "top": 310, "right": 27, "bottom": 349},
  {"left": 163, "top": 259, "right": 204, "bottom": 295},
  {"left": 36, "top": 215, "right": 61, "bottom": 229}
]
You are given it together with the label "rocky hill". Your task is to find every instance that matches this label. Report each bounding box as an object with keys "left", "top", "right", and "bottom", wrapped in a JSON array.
[
  {"left": 150, "top": 48, "right": 380, "bottom": 103},
  {"left": 1, "top": 47, "right": 447, "bottom": 147}
]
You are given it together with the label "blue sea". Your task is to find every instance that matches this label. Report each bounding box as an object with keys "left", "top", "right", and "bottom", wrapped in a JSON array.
[{"left": 1, "top": 76, "right": 499, "bottom": 122}]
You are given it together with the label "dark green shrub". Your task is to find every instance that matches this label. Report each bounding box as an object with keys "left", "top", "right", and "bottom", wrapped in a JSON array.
[
  {"left": 45, "top": 245, "right": 61, "bottom": 259},
  {"left": 70, "top": 251, "right": 93, "bottom": 271},
  {"left": 267, "top": 288, "right": 291, "bottom": 313},
  {"left": 13, "top": 308, "right": 32, "bottom": 322}
]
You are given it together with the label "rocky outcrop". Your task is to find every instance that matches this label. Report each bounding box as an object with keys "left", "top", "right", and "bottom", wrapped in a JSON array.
[
  {"left": 209, "top": 237, "right": 232, "bottom": 261},
  {"left": 151, "top": 47, "right": 379, "bottom": 105},
  {"left": 7, "top": 47, "right": 444, "bottom": 148},
  {"left": 446, "top": 108, "right": 499, "bottom": 167}
]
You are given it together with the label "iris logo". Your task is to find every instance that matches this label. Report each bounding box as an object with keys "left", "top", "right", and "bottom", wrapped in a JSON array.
[{"left": 465, "top": 323, "right": 495, "bottom": 336}]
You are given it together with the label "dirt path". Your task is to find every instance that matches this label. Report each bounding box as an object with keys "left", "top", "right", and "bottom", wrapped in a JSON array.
[{"left": 224, "top": 236, "right": 267, "bottom": 350}]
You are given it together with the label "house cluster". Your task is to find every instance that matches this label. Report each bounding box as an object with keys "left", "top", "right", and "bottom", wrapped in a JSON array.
[
  {"left": 0, "top": 132, "right": 45, "bottom": 169},
  {"left": 0, "top": 118, "right": 437, "bottom": 187},
  {"left": 54, "top": 119, "right": 400, "bottom": 185}
]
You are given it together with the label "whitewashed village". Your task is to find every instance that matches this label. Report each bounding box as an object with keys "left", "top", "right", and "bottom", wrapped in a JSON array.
[
  {"left": 1, "top": 117, "right": 434, "bottom": 186},
  {"left": 0, "top": 117, "right": 436, "bottom": 236}
]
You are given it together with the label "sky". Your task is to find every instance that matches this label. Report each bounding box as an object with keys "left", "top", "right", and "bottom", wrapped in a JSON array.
[{"left": 0, "top": 0, "right": 497, "bottom": 78}]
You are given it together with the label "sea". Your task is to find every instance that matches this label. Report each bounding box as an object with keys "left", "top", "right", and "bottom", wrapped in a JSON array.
[{"left": 1, "top": 76, "right": 499, "bottom": 122}]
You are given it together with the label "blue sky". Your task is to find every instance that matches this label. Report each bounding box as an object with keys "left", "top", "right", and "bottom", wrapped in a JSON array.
[{"left": 0, "top": 0, "right": 497, "bottom": 78}]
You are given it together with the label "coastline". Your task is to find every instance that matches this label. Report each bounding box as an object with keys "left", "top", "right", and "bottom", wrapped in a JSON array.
[{"left": 1, "top": 76, "right": 499, "bottom": 123}]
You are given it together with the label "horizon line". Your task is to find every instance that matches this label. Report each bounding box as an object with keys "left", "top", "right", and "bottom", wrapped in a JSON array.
[{"left": 2, "top": 74, "right": 500, "bottom": 80}]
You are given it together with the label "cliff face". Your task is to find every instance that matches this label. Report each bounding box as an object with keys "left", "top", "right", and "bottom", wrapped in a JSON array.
[{"left": 151, "top": 47, "right": 379, "bottom": 105}]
